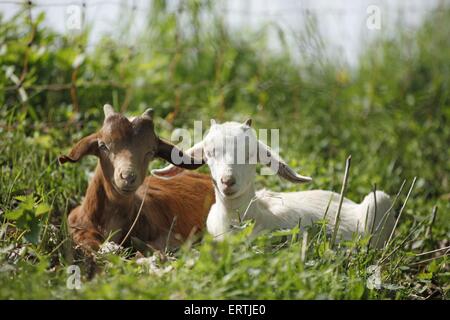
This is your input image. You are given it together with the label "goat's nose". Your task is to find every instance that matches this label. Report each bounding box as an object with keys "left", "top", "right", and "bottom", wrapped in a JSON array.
[
  {"left": 221, "top": 176, "right": 236, "bottom": 187},
  {"left": 120, "top": 171, "right": 136, "bottom": 184}
]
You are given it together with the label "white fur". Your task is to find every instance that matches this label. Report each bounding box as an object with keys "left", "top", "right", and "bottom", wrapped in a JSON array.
[{"left": 153, "top": 121, "right": 395, "bottom": 248}]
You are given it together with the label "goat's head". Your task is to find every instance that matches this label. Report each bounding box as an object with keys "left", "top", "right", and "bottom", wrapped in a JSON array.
[
  {"left": 59, "top": 104, "right": 204, "bottom": 196},
  {"left": 153, "top": 119, "right": 312, "bottom": 199}
]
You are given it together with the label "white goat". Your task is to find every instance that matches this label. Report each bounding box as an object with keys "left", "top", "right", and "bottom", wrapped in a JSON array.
[{"left": 152, "top": 119, "right": 395, "bottom": 248}]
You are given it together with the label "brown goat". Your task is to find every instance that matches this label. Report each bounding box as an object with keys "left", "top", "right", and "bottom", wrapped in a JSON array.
[{"left": 59, "top": 105, "right": 215, "bottom": 253}]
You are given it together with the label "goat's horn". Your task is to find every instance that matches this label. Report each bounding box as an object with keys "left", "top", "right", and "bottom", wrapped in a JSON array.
[
  {"left": 142, "top": 108, "right": 154, "bottom": 120},
  {"left": 103, "top": 104, "right": 115, "bottom": 119}
]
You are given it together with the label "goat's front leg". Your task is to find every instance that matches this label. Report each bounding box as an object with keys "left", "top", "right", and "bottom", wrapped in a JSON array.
[
  {"left": 68, "top": 206, "right": 104, "bottom": 252},
  {"left": 206, "top": 203, "right": 231, "bottom": 241}
]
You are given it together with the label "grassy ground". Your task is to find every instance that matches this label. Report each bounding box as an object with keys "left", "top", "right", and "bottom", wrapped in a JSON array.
[{"left": 0, "top": 1, "right": 449, "bottom": 299}]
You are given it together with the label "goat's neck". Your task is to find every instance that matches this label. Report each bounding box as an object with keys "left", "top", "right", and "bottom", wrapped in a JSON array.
[
  {"left": 215, "top": 183, "right": 257, "bottom": 220},
  {"left": 82, "top": 164, "right": 134, "bottom": 221}
]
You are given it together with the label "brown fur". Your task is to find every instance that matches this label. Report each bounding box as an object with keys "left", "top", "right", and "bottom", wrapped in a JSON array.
[{"left": 61, "top": 107, "right": 214, "bottom": 253}]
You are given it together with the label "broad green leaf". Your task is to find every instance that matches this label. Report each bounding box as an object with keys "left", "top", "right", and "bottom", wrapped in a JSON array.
[
  {"left": 4, "top": 208, "right": 24, "bottom": 220},
  {"left": 35, "top": 203, "right": 51, "bottom": 216}
]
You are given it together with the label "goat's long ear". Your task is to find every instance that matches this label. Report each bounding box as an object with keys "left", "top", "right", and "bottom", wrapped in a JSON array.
[
  {"left": 152, "top": 141, "right": 205, "bottom": 178},
  {"left": 156, "top": 139, "right": 205, "bottom": 169},
  {"left": 257, "top": 140, "right": 312, "bottom": 183},
  {"left": 58, "top": 133, "right": 99, "bottom": 165}
]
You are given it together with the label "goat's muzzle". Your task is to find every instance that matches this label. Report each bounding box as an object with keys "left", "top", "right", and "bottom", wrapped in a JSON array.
[{"left": 120, "top": 170, "right": 137, "bottom": 185}]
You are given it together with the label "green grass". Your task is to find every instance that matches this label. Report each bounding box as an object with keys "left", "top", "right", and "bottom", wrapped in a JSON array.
[{"left": 0, "top": 1, "right": 449, "bottom": 299}]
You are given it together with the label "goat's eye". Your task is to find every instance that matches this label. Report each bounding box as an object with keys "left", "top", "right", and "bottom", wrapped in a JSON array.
[{"left": 98, "top": 141, "right": 109, "bottom": 152}]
